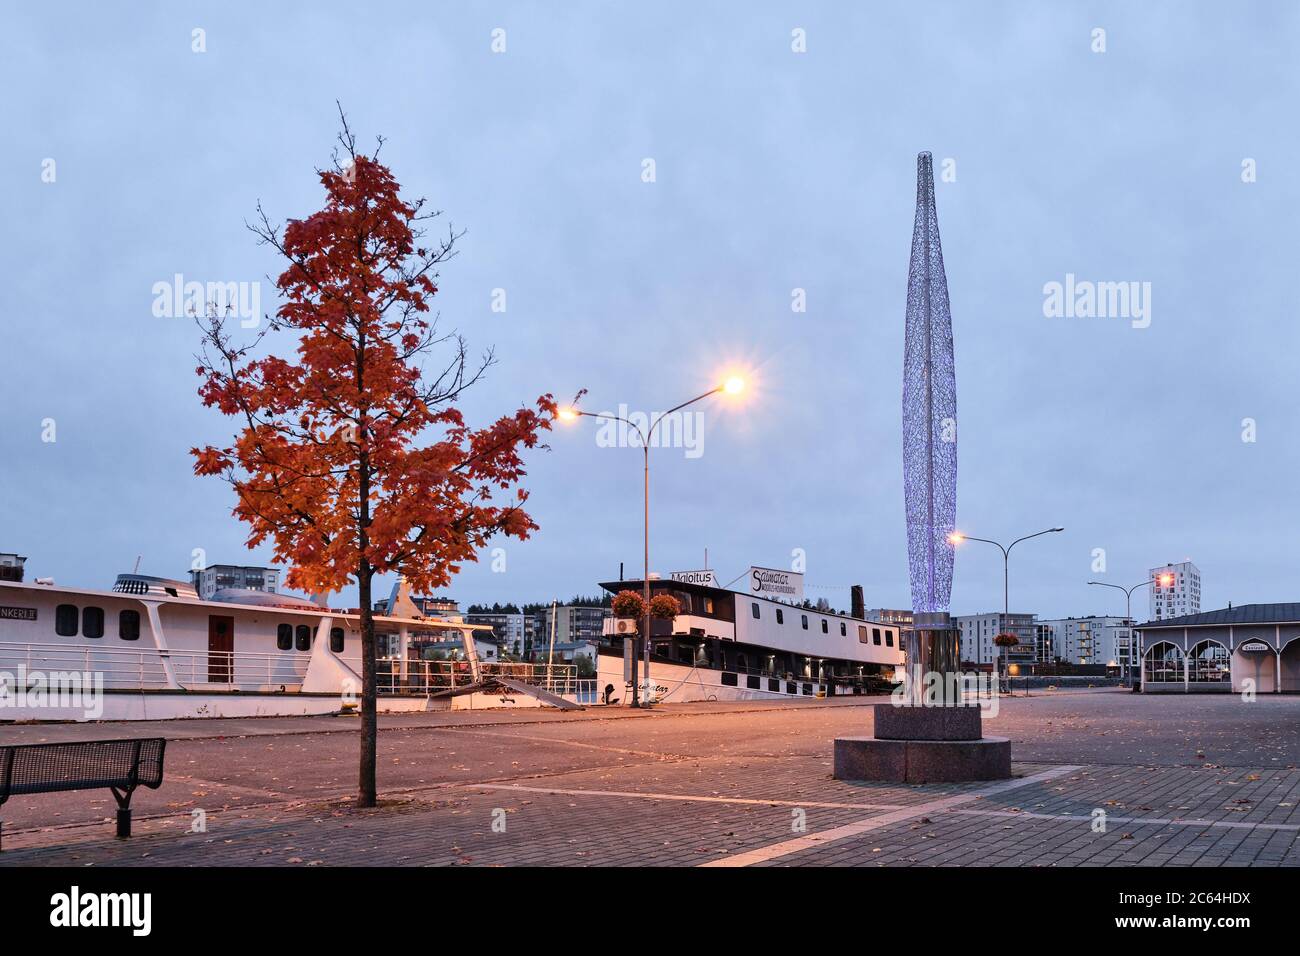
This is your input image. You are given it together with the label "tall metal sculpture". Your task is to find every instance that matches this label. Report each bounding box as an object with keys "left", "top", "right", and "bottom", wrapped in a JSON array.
[
  {"left": 901, "top": 152, "right": 959, "bottom": 703},
  {"left": 833, "top": 151, "right": 1009, "bottom": 781}
]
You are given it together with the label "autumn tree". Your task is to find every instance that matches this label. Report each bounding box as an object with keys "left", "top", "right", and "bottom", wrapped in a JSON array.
[{"left": 193, "top": 113, "right": 560, "bottom": 806}]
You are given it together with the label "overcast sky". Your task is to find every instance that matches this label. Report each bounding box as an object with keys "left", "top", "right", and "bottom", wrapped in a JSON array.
[{"left": 4, "top": 2, "right": 1298, "bottom": 620}]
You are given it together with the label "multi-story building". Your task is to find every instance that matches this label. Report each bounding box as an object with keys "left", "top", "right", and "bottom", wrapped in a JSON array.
[
  {"left": 372, "top": 595, "right": 460, "bottom": 620},
  {"left": 1039, "top": 616, "right": 1133, "bottom": 670},
  {"left": 537, "top": 605, "right": 610, "bottom": 646},
  {"left": 190, "top": 564, "right": 280, "bottom": 601},
  {"left": 955, "top": 612, "right": 1037, "bottom": 670},
  {"left": 864, "top": 608, "right": 913, "bottom": 628},
  {"left": 464, "top": 610, "right": 529, "bottom": 657},
  {"left": 1149, "top": 561, "right": 1201, "bottom": 621},
  {"left": 0, "top": 553, "right": 26, "bottom": 583},
  {"left": 1034, "top": 623, "right": 1056, "bottom": 664}
]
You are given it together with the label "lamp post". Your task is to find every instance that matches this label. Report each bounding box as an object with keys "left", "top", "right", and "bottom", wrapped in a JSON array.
[
  {"left": 560, "top": 377, "right": 745, "bottom": 708},
  {"left": 1089, "top": 574, "right": 1167, "bottom": 683},
  {"left": 949, "top": 527, "right": 1064, "bottom": 684}
]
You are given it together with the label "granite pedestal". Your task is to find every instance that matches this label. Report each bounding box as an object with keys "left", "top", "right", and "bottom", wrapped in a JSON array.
[{"left": 833, "top": 704, "right": 1012, "bottom": 784}]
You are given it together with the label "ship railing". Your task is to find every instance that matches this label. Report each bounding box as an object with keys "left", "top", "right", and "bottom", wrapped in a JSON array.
[
  {"left": 0, "top": 641, "right": 308, "bottom": 691},
  {"left": 376, "top": 659, "right": 583, "bottom": 697}
]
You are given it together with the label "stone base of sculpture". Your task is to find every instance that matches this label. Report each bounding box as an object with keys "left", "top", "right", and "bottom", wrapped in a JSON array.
[{"left": 834, "top": 612, "right": 1013, "bottom": 783}]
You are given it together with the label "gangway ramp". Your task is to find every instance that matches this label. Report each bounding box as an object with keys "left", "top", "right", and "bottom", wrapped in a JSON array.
[{"left": 493, "top": 677, "right": 584, "bottom": 711}]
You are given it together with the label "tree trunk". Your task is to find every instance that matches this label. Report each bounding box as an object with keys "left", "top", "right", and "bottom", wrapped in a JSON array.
[
  {"left": 358, "top": 443, "right": 377, "bottom": 808},
  {"left": 358, "top": 563, "right": 376, "bottom": 808}
]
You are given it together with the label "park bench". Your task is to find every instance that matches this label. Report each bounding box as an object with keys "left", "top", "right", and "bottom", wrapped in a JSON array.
[{"left": 0, "top": 737, "right": 166, "bottom": 850}]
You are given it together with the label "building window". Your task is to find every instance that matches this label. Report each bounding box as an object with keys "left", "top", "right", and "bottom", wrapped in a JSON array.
[
  {"left": 1188, "top": 641, "right": 1230, "bottom": 683},
  {"left": 330, "top": 627, "right": 345, "bottom": 653},
  {"left": 821, "top": 619, "right": 828, "bottom": 634},
  {"left": 776, "top": 609, "right": 784, "bottom": 625},
  {"left": 751, "top": 603, "right": 760, "bottom": 620},
  {"left": 801, "top": 614, "right": 809, "bottom": 630},
  {"left": 119, "top": 609, "right": 141, "bottom": 641},
  {"left": 1143, "top": 642, "right": 1184, "bottom": 683},
  {"left": 840, "top": 622, "right": 847, "bottom": 636},
  {"left": 277, "top": 623, "right": 293, "bottom": 651},
  {"left": 295, "top": 625, "right": 312, "bottom": 651},
  {"left": 857, "top": 625, "right": 868, "bottom": 643},
  {"left": 55, "top": 604, "right": 79, "bottom": 637},
  {"left": 82, "top": 606, "right": 105, "bottom": 639},
  {"left": 872, "top": 628, "right": 882, "bottom": 646}
]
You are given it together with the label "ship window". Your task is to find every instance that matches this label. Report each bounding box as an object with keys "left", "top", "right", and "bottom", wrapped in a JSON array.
[
  {"left": 295, "top": 625, "right": 312, "bottom": 651},
  {"left": 873, "top": 628, "right": 882, "bottom": 645},
  {"left": 118, "top": 609, "right": 141, "bottom": 641},
  {"left": 801, "top": 614, "right": 808, "bottom": 630},
  {"left": 277, "top": 623, "right": 293, "bottom": 651},
  {"left": 83, "top": 606, "right": 105, "bottom": 639},
  {"left": 885, "top": 630, "right": 895, "bottom": 647},
  {"left": 857, "top": 625, "right": 868, "bottom": 644},
  {"left": 751, "top": 603, "right": 760, "bottom": 620},
  {"left": 776, "top": 609, "right": 784, "bottom": 625},
  {"left": 840, "top": 622, "right": 847, "bottom": 637},
  {"left": 330, "top": 627, "right": 345, "bottom": 653},
  {"left": 55, "top": 604, "right": 79, "bottom": 637},
  {"left": 821, "top": 619, "right": 828, "bottom": 634}
]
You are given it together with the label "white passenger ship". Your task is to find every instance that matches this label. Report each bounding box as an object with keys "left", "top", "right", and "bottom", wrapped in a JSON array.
[
  {"left": 0, "top": 562, "right": 905, "bottom": 721},
  {"left": 0, "top": 571, "right": 538, "bottom": 722},
  {"left": 593, "top": 575, "right": 905, "bottom": 704}
]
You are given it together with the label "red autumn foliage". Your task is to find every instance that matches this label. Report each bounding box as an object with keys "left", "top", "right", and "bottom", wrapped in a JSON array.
[
  {"left": 191, "top": 113, "right": 566, "bottom": 805},
  {"left": 648, "top": 593, "right": 681, "bottom": 621},
  {"left": 612, "top": 590, "right": 644, "bottom": 620}
]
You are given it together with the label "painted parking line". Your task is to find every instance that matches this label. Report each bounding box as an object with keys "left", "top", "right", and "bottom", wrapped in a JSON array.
[
  {"left": 952, "top": 806, "right": 1300, "bottom": 832},
  {"left": 699, "top": 764, "right": 1083, "bottom": 868},
  {"left": 465, "top": 781, "right": 913, "bottom": 812}
]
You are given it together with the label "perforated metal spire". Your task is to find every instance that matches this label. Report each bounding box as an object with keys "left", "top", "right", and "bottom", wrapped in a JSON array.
[{"left": 902, "top": 151, "right": 958, "bottom": 615}]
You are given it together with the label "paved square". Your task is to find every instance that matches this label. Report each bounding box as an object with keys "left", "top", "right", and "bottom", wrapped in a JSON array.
[{"left": 3, "top": 689, "right": 1300, "bottom": 866}]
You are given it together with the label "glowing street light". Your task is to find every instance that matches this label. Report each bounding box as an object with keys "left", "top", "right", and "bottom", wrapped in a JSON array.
[{"left": 559, "top": 375, "right": 747, "bottom": 707}]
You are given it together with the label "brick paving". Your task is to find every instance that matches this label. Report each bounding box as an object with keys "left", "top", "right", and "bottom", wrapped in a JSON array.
[{"left": 3, "top": 689, "right": 1300, "bottom": 866}]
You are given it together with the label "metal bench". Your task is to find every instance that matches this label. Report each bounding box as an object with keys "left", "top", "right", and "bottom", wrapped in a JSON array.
[{"left": 0, "top": 737, "right": 166, "bottom": 850}]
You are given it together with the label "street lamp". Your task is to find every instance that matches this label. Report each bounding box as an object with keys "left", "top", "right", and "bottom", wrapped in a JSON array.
[
  {"left": 560, "top": 376, "right": 745, "bottom": 707},
  {"left": 1087, "top": 577, "right": 1158, "bottom": 683},
  {"left": 949, "top": 527, "right": 1064, "bottom": 683}
]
